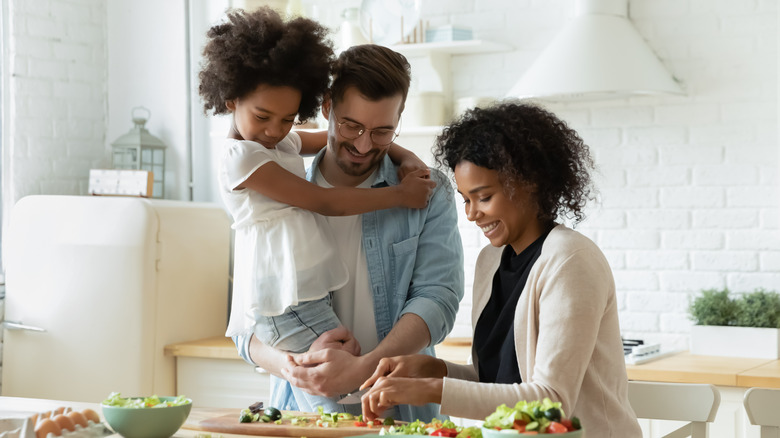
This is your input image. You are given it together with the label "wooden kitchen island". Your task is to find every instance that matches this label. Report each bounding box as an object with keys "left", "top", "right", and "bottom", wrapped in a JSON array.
[
  {"left": 165, "top": 336, "right": 780, "bottom": 390},
  {"left": 626, "top": 351, "right": 780, "bottom": 388},
  {"left": 627, "top": 352, "right": 780, "bottom": 438},
  {"left": 165, "top": 337, "right": 780, "bottom": 438}
]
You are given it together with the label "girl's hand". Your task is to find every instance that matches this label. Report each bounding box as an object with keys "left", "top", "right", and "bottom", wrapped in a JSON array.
[
  {"left": 361, "top": 377, "right": 443, "bottom": 421},
  {"left": 397, "top": 169, "right": 436, "bottom": 208},
  {"left": 310, "top": 325, "right": 361, "bottom": 356},
  {"left": 396, "top": 153, "right": 429, "bottom": 181},
  {"left": 360, "top": 354, "right": 447, "bottom": 390}
]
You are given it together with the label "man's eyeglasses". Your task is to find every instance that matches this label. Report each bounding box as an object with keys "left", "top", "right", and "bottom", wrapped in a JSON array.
[{"left": 336, "top": 120, "right": 399, "bottom": 146}]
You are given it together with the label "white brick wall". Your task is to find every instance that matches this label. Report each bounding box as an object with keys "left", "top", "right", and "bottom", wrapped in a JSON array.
[
  {"left": 304, "top": 0, "right": 779, "bottom": 348},
  {"left": 1, "top": 0, "right": 777, "bottom": 361},
  {"left": 3, "top": 0, "right": 107, "bottom": 213}
]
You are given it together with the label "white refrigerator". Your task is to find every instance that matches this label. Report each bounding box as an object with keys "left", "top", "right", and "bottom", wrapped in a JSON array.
[{"left": 2, "top": 195, "right": 231, "bottom": 403}]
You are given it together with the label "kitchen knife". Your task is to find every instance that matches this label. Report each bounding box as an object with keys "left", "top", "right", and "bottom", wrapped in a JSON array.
[{"left": 336, "top": 387, "right": 370, "bottom": 404}]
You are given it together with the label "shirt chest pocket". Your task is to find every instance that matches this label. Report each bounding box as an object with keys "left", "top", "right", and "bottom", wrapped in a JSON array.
[{"left": 390, "top": 235, "right": 419, "bottom": 296}]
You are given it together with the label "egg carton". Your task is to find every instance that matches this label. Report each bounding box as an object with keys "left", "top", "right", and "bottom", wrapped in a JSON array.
[{"left": 0, "top": 410, "right": 110, "bottom": 438}]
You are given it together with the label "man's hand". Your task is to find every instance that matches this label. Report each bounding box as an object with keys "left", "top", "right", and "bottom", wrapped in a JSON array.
[
  {"left": 283, "top": 314, "right": 434, "bottom": 398},
  {"left": 282, "top": 348, "right": 373, "bottom": 397},
  {"left": 310, "top": 325, "right": 361, "bottom": 356}
]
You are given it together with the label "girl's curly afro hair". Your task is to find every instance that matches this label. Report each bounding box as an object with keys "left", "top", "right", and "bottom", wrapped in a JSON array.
[
  {"left": 198, "top": 7, "right": 333, "bottom": 122},
  {"left": 433, "top": 100, "right": 596, "bottom": 225}
]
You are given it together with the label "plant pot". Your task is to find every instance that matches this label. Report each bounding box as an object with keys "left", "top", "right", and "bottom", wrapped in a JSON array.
[{"left": 690, "top": 325, "right": 780, "bottom": 359}]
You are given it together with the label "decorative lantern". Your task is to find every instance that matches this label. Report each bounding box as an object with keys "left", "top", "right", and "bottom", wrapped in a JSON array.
[{"left": 111, "top": 106, "right": 167, "bottom": 198}]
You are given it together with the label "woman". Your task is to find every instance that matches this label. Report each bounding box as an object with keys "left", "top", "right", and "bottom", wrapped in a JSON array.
[{"left": 359, "top": 101, "right": 642, "bottom": 437}]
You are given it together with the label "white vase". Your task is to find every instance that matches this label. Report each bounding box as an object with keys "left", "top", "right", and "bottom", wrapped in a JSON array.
[
  {"left": 690, "top": 325, "right": 780, "bottom": 359},
  {"left": 337, "top": 7, "right": 370, "bottom": 52}
]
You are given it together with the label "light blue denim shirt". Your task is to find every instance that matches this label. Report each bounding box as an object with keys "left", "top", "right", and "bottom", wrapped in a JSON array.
[{"left": 233, "top": 150, "right": 464, "bottom": 422}]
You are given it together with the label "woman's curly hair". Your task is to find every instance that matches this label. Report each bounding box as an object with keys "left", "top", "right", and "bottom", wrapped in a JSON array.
[
  {"left": 433, "top": 100, "right": 596, "bottom": 225},
  {"left": 198, "top": 7, "right": 333, "bottom": 122}
]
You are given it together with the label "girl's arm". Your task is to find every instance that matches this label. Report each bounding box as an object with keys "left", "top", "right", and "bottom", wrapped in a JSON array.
[
  {"left": 297, "top": 129, "right": 428, "bottom": 179},
  {"left": 296, "top": 130, "right": 328, "bottom": 156},
  {"left": 238, "top": 161, "right": 435, "bottom": 216}
]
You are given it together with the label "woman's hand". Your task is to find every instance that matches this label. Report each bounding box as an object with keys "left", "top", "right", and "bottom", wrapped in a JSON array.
[
  {"left": 360, "top": 354, "right": 447, "bottom": 390},
  {"left": 361, "top": 377, "right": 443, "bottom": 421},
  {"left": 397, "top": 169, "right": 436, "bottom": 209},
  {"left": 310, "top": 325, "right": 361, "bottom": 356}
]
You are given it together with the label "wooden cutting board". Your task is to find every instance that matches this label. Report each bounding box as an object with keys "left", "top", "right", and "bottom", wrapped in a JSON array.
[{"left": 186, "top": 409, "right": 390, "bottom": 437}]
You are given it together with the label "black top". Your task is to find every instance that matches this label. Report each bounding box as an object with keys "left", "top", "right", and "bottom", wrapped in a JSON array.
[{"left": 473, "top": 231, "right": 550, "bottom": 384}]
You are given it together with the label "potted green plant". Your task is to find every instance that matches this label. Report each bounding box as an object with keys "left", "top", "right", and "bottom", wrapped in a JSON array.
[{"left": 689, "top": 288, "right": 780, "bottom": 359}]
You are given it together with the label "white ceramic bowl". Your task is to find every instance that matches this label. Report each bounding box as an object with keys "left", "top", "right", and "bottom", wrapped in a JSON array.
[
  {"left": 481, "top": 426, "right": 584, "bottom": 437},
  {"left": 101, "top": 397, "right": 191, "bottom": 438}
]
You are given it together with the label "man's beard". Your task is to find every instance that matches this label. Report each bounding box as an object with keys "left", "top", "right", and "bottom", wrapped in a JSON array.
[{"left": 334, "top": 139, "right": 385, "bottom": 177}]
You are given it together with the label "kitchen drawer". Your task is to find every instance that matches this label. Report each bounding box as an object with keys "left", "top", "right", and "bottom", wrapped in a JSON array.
[{"left": 176, "top": 357, "right": 269, "bottom": 409}]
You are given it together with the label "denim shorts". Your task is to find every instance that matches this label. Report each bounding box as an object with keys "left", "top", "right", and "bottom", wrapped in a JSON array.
[{"left": 253, "top": 293, "right": 341, "bottom": 354}]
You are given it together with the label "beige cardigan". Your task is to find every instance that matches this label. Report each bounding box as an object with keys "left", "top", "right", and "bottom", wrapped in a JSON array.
[{"left": 441, "top": 225, "right": 641, "bottom": 438}]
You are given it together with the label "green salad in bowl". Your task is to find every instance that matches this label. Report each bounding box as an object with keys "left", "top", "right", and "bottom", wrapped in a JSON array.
[
  {"left": 481, "top": 398, "right": 583, "bottom": 436},
  {"left": 101, "top": 392, "right": 192, "bottom": 438}
]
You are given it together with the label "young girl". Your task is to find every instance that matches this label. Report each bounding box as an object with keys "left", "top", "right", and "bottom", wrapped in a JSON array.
[{"left": 197, "top": 7, "right": 434, "bottom": 412}]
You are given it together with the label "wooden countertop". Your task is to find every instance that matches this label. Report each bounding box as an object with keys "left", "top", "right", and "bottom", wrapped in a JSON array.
[
  {"left": 165, "top": 336, "right": 473, "bottom": 365},
  {"left": 626, "top": 351, "right": 780, "bottom": 388},
  {"left": 736, "top": 359, "right": 780, "bottom": 388},
  {"left": 166, "top": 338, "right": 780, "bottom": 389},
  {"left": 165, "top": 335, "right": 246, "bottom": 360}
]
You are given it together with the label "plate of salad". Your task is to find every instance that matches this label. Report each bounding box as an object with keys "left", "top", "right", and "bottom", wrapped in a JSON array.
[
  {"left": 481, "top": 399, "right": 583, "bottom": 436},
  {"left": 373, "top": 418, "right": 482, "bottom": 437}
]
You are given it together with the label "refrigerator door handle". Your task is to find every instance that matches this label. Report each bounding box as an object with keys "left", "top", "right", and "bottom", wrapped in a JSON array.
[{"left": 2, "top": 321, "right": 46, "bottom": 332}]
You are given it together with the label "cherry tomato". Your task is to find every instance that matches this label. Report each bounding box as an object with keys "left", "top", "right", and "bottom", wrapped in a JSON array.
[
  {"left": 430, "top": 427, "right": 458, "bottom": 437},
  {"left": 353, "top": 421, "right": 367, "bottom": 427},
  {"left": 513, "top": 419, "right": 528, "bottom": 432},
  {"left": 561, "top": 419, "right": 575, "bottom": 431},
  {"left": 546, "top": 421, "right": 568, "bottom": 434},
  {"left": 372, "top": 419, "right": 383, "bottom": 426}
]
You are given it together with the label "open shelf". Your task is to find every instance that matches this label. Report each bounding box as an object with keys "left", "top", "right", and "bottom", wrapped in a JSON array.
[
  {"left": 401, "top": 125, "right": 445, "bottom": 136},
  {"left": 387, "top": 40, "right": 513, "bottom": 135},
  {"left": 390, "top": 39, "right": 513, "bottom": 56}
]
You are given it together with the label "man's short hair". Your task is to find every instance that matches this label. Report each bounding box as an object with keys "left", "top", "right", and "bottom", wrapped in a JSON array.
[{"left": 330, "top": 44, "right": 412, "bottom": 114}]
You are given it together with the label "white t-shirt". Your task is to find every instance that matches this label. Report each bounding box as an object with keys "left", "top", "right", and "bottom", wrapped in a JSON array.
[{"left": 314, "top": 168, "right": 380, "bottom": 353}]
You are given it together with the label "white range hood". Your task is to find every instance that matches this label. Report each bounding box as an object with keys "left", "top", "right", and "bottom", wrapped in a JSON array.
[{"left": 508, "top": 0, "right": 684, "bottom": 101}]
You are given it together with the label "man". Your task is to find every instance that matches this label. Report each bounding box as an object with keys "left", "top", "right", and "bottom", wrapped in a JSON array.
[{"left": 233, "top": 44, "right": 464, "bottom": 422}]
